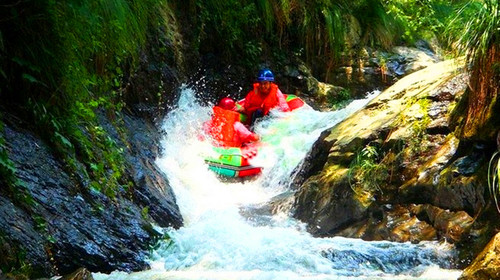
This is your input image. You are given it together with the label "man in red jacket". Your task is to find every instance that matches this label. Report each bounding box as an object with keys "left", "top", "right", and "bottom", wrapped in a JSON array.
[
  {"left": 243, "top": 68, "right": 290, "bottom": 125},
  {"left": 204, "top": 97, "right": 259, "bottom": 147}
]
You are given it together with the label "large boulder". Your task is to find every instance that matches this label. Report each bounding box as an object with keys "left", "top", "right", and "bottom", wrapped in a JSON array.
[{"left": 293, "top": 59, "right": 480, "bottom": 244}]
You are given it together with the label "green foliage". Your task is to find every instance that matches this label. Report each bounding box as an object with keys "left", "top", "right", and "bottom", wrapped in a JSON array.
[
  {"left": 408, "top": 98, "right": 431, "bottom": 156},
  {"left": 148, "top": 231, "right": 172, "bottom": 254},
  {"left": 33, "top": 215, "right": 47, "bottom": 233},
  {"left": 328, "top": 88, "right": 351, "bottom": 110},
  {"left": 348, "top": 144, "right": 389, "bottom": 194},
  {"left": 451, "top": 0, "right": 499, "bottom": 62},
  {"left": 297, "top": 1, "right": 346, "bottom": 59},
  {"left": 346, "top": 98, "right": 433, "bottom": 196},
  {"left": 393, "top": 97, "right": 431, "bottom": 160},
  {"left": 0, "top": 0, "right": 179, "bottom": 199},
  {"left": 141, "top": 206, "right": 150, "bottom": 220},
  {"left": 384, "top": 0, "right": 455, "bottom": 44},
  {"left": 188, "top": 0, "right": 449, "bottom": 74},
  {"left": 193, "top": 0, "right": 263, "bottom": 66},
  {"left": 353, "top": 0, "right": 401, "bottom": 49},
  {"left": 84, "top": 124, "right": 126, "bottom": 199}
]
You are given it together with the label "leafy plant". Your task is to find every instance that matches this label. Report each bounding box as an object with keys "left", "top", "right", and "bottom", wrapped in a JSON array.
[
  {"left": 452, "top": 0, "right": 499, "bottom": 64},
  {"left": 328, "top": 88, "right": 351, "bottom": 110},
  {"left": 348, "top": 144, "right": 389, "bottom": 194},
  {"left": 408, "top": 98, "right": 431, "bottom": 156},
  {"left": 384, "top": 0, "right": 455, "bottom": 44}
]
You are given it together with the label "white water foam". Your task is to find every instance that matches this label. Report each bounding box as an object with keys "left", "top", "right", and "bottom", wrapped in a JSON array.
[{"left": 94, "top": 86, "right": 462, "bottom": 280}]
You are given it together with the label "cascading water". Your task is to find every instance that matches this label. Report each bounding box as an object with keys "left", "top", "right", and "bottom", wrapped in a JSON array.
[{"left": 94, "top": 86, "right": 462, "bottom": 280}]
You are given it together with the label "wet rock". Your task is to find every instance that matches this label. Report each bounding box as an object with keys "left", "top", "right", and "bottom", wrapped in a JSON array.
[
  {"left": 412, "top": 205, "right": 474, "bottom": 243},
  {"left": 124, "top": 45, "right": 181, "bottom": 121},
  {"left": 313, "top": 82, "right": 348, "bottom": 111},
  {"left": 99, "top": 112, "right": 183, "bottom": 228},
  {"left": 283, "top": 63, "right": 320, "bottom": 97},
  {"left": 240, "top": 191, "right": 297, "bottom": 227},
  {"left": 323, "top": 239, "right": 455, "bottom": 276},
  {"left": 451, "top": 146, "right": 486, "bottom": 176},
  {"left": 391, "top": 46, "right": 440, "bottom": 75},
  {"left": 60, "top": 268, "right": 93, "bottom": 280},
  {"left": 291, "top": 129, "right": 335, "bottom": 188},
  {"left": 337, "top": 204, "right": 437, "bottom": 243},
  {"left": 396, "top": 136, "right": 487, "bottom": 216},
  {"left": 0, "top": 111, "right": 182, "bottom": 277},
  {"left": 0, "top": 196, "right": 52, "bottom": 276},
  {"left": 459, "top": 233, "right": 500, "bottom": 280},
  {"left": 293, "top": 170, "right": 370, "bottom": 236},
  {"left": 331, "top": 203, "right": 474, "bottom": 245},
  {"left": 294, "top": 60, "right": 473, "bottom": 242}
]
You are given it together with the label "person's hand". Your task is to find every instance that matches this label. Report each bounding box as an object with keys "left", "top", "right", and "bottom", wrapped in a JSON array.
[
  {"left": 249, "top": 133, "right": 260, "bottom": 142},
  {"left": 242, "top": 146, "right": 258, "bottom": 159}
]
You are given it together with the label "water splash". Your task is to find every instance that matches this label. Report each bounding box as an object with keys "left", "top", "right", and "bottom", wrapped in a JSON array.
[{"left": 94, "top": 86, "right": 461, "bottom": 280}]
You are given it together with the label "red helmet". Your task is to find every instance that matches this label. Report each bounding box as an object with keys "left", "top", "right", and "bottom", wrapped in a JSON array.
[{"left": 218, "top": 97, "right": 236, "bottom": 110}]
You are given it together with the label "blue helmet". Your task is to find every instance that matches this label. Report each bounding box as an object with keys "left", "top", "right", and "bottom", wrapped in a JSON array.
[{"left": 257, "top": 68, "right": 274, "bottom": 82}]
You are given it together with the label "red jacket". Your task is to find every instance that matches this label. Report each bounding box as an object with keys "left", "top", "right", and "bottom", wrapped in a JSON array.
[
  {"left": 205, "top": 106, "right": 257, "bottom": 147},
  {"left": 244, "top": 83, "right": 290, "bottom": 116}
]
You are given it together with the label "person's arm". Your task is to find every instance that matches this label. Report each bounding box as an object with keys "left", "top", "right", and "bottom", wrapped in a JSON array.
[
  {"left": 276, "top": 88, "right": 290, "bottom": 112},
  {"left": 234, "top": 122, "right": 259, "bottom": 143}
]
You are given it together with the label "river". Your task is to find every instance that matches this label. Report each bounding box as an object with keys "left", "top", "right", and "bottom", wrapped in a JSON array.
[{"left": 94, "top": 86, "right": 462, "bottom": 280}]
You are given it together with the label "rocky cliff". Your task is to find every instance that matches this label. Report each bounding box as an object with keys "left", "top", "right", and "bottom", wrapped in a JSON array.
[{"left": 0, "top": 108, "right": 183, "bottom": 278}]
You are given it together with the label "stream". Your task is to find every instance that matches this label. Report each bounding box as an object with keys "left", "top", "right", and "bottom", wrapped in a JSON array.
[{"left": 94, "top": 86, "right": 462, "bottom": 280}]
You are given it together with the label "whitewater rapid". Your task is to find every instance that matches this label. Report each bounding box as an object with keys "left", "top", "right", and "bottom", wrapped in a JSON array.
[{"left": 94, "top": 86, "right": 462, "bottom": 280}]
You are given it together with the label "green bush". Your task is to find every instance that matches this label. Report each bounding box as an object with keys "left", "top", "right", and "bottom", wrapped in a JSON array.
[{"left": 348, "top": 144, "right": 389, "bottom": 194}]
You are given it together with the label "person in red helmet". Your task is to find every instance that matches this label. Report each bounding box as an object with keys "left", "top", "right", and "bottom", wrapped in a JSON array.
[
  {"left": 204, "top": 97, "right": 259, "bottom": 147},
  {"left": 243, "top": 68, "right": 290, "bottom": 125}
]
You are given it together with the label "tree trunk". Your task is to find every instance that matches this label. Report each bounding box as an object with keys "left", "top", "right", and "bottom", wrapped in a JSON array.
[{"left": 461, "top": 44, "right": 500, "bottom": 140}]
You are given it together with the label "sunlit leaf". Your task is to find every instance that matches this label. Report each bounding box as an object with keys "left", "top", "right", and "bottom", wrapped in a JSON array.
[{"left": 22, "top": 73, "right": 39, "bottom": 83}]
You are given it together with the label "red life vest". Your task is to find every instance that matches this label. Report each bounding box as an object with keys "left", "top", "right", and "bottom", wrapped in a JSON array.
[
  {"left": 207, "top": 106, "right": 242, "bottom": 147},
  {"left": 245, "top": 83, "right": 280, "bottom": 115}
]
